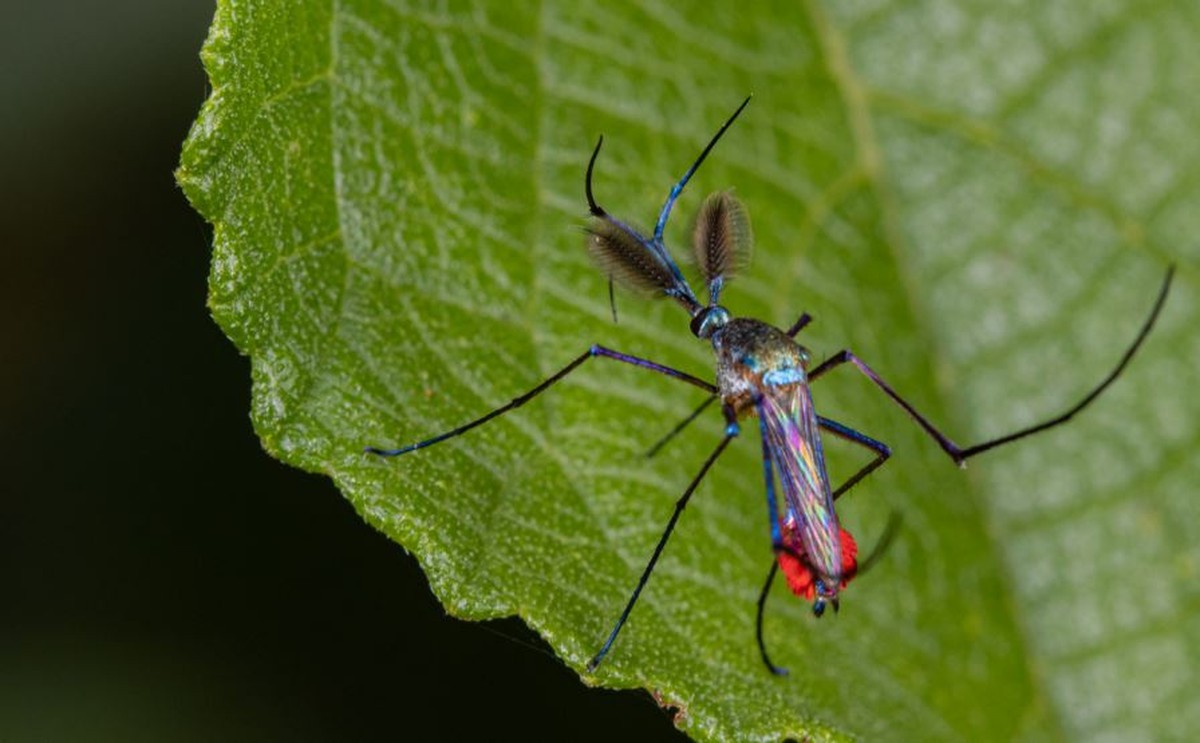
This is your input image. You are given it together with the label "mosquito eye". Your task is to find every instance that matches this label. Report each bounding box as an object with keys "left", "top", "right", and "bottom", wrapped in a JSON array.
[{"left": 690, "top": 306, "right": 730, "bottom": 338}]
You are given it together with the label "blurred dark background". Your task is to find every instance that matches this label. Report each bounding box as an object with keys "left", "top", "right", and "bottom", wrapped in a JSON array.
[{"left": 0, "top": 3, "right": 681, "bottom": 739}]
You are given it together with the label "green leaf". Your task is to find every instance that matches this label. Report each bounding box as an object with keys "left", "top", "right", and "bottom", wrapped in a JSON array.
[{"left": 178, "top": 1, "right": 1199, "bottom": 740}]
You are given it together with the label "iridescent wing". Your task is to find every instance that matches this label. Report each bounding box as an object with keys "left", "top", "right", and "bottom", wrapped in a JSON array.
[{"left": 757, "top": 380, "right": 844, "bottom": 585}]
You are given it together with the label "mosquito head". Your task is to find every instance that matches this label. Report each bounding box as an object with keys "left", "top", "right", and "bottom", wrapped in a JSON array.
[{"left": 690, "top": 304, "right": 730, "bottom": 339}]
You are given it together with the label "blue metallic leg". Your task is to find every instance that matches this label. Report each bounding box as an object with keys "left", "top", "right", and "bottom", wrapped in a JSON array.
[
  {"left": 367, "top": 345, "right": 716, "bottom": 457},
  {"left": 755, "top": 561, "right": 787, "bottom": 676},
  {"left": 754, "top": 405, "right": 796, "bottom": 676},
  {"left": 587, "top": 406, "right": 741, "bottom": 672},
  {"left": 817, "top": 416, "right": 892, "bottom": 500},
  {"left": 756, "top": 405, "right": 786, "bottom": 548}
]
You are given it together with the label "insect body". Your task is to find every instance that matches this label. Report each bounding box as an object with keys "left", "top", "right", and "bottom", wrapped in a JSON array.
[
  {"left": 369, "top": 97, "right": 1174, "bottom": 675},
  {"left": 712, "top": 318, "right": 848, "bottom": 611}
]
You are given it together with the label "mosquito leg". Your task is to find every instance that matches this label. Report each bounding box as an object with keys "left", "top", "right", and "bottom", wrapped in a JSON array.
[
  {"left": 367, "top": 345, "right": 716, "bottom": 457},
  {"left": 753, "top": 406, "right": 798, "bottom": 676},
  {"left": 806, "top": 267, "right": 1173, "bottom": 465},
  {"left": 644, "top": 395, "right": 718, "bottom": 458},
  {"left": 755, "top": 405, "right": 787, "bottom": 547},
  {"left": 754, "top": 408, "right": 891, "bottom": 675},
  {"left": 587, "top": 412, "right": 740, "bottom": 672},
  {"left": 757, "top": 516, "right": 901, "bottom": 675},
  {"left": 784, "top": 311, "right": 813, "bottom": 338},
  {"left": 854, "top": 512, "right": 903, "bottom": 579},
  {"left": 755, "top": 561, "right": 788, "bottom": 676},
  {"left": 817, "top": 417, "right": 892, "bottom": 500}
]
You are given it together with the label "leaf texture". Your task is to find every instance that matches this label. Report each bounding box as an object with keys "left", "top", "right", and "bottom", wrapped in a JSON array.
[{"left": 178, "top": 1, "right": 1200, "bottom": 740}]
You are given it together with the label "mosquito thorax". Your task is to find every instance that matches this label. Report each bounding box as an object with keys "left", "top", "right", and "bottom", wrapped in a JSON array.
[{"left": 690, "top": 305, "right": 731, "bottom": 339}]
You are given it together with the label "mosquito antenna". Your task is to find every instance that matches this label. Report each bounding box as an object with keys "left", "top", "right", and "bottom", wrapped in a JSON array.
[
  {"left": 585, "top": 136, "right": 607, "bottom": 217},
  {"left": 584, "top": 133, "right": 701, "bottom": 313},
  {"left": 588, "top": 137, "right": 619, "bottom": 324},
  {"left": 652, "top": 95, "right": 752, "bottom": 245},
  {"left": 692, "top": 191, "right": 752, "bottom": 306}
]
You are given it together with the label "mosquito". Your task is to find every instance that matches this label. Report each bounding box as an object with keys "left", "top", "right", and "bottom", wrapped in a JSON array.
[{"left": 368, "top": 96, "right": 1174, "bottom": 675}]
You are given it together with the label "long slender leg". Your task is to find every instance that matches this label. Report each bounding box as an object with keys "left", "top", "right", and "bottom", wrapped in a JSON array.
[
  {"left": 645, "top": 395, "right": 718, "bottom": 458},
  {"left": 367, "top": 345, "right": 716, "bottom": 457},
  {"left": 818, "top": 417, "right": 892, "bottom": 500},
  {"left": 753, "top": 398, "right": 815, "bottom": 563},
  {"left": 854, "top": 512, "right": 903, "bottom": 578},
  {"left": 807, "top": 267, "right": 1174, "bottom": 465},
  {"left": 753, "top": 406, "right": 801, "bottom": 676},
  {"left": 755, "top": 561, "right": 787, "bottom": 676},
  {"left": 587, "top": 412, "right": 741, "bottom": 672}
]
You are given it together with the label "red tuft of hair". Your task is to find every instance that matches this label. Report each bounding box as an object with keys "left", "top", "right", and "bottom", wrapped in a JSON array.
[{"left": 777, "top": 526, "right": 858, "bottom": 600}]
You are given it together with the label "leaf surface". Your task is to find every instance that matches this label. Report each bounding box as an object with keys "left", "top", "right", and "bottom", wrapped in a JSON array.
[{"left": 178, "top": 1, "right": 1199, "bottom": 739}]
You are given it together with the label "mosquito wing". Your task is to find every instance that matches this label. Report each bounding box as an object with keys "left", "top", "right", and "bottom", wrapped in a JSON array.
[{"left": 758, "top": 380, "right": 843, "bottom": 585}]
